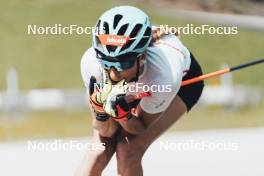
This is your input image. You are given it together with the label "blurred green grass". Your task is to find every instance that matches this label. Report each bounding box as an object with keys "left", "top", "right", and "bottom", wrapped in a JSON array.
[
  {"left": 0, "top": 0, "right": 263, "bottom": 141},
  {"left": 1, "top": 104, "right": 264, "bottom": 141},
  {"left": 0, "top": 110, "right": 92, "bottom": 141},
  {"left": 172, "top": 103, "right": 264, "bottom": 131}
]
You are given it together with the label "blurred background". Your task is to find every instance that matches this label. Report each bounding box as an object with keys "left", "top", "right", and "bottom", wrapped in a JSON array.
[{"left": 0, "top": 0, "right": 264, "bottom": 141}]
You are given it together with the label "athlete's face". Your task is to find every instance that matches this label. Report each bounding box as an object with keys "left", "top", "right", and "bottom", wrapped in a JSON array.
[
  {"left": 108, "top": 59, "right": 138, "bottom": 82},
  {"left": 108, "top": 54, "right": 145, "bottom": 83}
]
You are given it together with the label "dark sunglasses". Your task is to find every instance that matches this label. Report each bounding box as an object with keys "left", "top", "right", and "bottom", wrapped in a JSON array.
[
  {"left": 96, "top": 52, "right": 139, "bottom": 71},
  {"left": 99, "top": 58, "right": 136, "bottom": 72}
]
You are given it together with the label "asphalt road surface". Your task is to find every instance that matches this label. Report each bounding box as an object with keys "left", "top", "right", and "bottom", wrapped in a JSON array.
[{"left": 1, "top": 128, "right": 264, "bottom": 176}]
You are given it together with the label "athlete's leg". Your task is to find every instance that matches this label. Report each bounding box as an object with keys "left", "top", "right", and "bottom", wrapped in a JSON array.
[
  {"left": 116, "top": 95, "right": 187, "bottom": 176},
  {"left": 75, "top": 118, "right": 120, "bottom": 176},
  {"left": 115, "top": 130, "right": 144, "bottom": 176}
]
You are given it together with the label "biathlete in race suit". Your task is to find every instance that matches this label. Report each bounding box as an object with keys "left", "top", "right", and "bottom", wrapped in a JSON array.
[{"left": 76, "top": 5, "right": 204, "bottom": 176}]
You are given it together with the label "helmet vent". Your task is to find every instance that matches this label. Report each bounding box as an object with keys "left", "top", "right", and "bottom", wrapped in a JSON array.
[
  {"left": 144, "top": 26, "right": 152, "bottom": 37},
  {"left": 120, "top": 39, "right": 136, "bottom": 52},
  {"left": 130, "top": 24, "right": 143, "bottom": 38},
  {"left": 96, "top": 20, "right": 101, "bottom": 34},
  {"left": 117, "top": 24, "right": 129, "bottom": 35},
  {"left": 103, "top": 22, "right": 109, "bottom": 34},
  {"left": 106, "top": 45, "right": 117, "bottom": 53},
  {"left": 134, "top": 27, "right": 151, "bottom": 49},
  {"left": 113, "top": 14, "right": 123, "bottom": 29},
  {"left": 134, "top": 38, "right": 149, "bottom": 50}
]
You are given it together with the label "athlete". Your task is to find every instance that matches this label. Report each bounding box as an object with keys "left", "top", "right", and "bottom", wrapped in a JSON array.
[{"left": 76, "top": 6, "right": 204, "bottom": 176}]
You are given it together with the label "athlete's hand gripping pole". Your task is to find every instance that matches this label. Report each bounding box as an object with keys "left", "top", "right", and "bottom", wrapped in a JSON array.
[
  {"left": 104, "top": 79, "right": 131, "bottom": 122},
  {"left": 89, "top": 70, "right": 112, "bottom": 121}
]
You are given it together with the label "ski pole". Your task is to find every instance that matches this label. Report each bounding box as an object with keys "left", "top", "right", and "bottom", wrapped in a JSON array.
[{"left": 134, "top": 58, "right": 264, "bottom": 100}]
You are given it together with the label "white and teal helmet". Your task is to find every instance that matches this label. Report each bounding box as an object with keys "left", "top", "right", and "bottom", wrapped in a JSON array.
[{"left": 92, "top": 6, "right": 152, "bottom": 59}]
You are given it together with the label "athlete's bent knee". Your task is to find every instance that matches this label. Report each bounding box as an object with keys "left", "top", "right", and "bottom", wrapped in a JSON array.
[{"left": 116, "top": 140, "right": 145, "bottom": 169}]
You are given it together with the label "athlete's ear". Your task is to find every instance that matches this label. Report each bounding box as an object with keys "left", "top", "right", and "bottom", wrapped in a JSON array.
[{"left": 139, "top": 53, "right": 146, "bottom": 66}]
